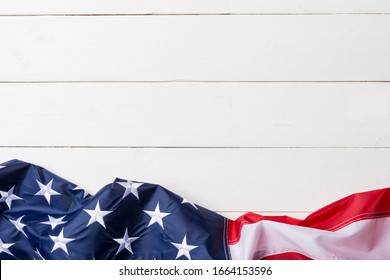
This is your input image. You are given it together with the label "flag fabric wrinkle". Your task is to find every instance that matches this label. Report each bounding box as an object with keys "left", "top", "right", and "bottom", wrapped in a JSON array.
[{"left": 1, "top": 159, "right": 389, "bottom": 260}]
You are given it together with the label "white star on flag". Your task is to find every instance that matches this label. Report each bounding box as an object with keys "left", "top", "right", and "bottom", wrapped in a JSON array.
[
  {"left": 73, "top": 185, "right": 89, "bottom": 198},
  {"left": 9, "top": 216, "right": 27, "bottom": 237},
  {"left": 113, "top": 228, "right": 139, "bottom": 255},
  {"left": 0, "top": 186, "right": 22, "bottom": 209},
  {"left": 182, "top": 198, "right": 198, "bottom": 210},
  {"left": 41, "top": 215, "right": 67, "bottom": 230},
  {"left": 0, "top": 238, "right": 15, "bottom": 257},
  {"left": 84, "top": 201, "right": 112, "bottom": 228},
  {"left": 171, "top": 234, "right": 198, "bottom": 260},
  {"left": 117, "top": 180, "right": 143, "bottom": 199},
  {"left": 34, "top": 179, "right": 60, "bottom": 204},
  {"left": 143, "top": 202, "right": 171, "bottom": 229},
  {"left": 0, "top": 165, "right": 5, "bottom": 169},
  {"left": 49, "top": 229, "right": 75, "bottom": 255}
]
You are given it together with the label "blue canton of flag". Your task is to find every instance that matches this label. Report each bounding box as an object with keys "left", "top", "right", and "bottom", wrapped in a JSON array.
[{"left": 0, "top": 159, "right": 230, "bottom": 260}]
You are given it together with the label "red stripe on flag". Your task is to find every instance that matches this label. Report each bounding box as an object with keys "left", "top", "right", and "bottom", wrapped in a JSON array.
[
  {"left": 261, "top": 252, "right": 312, "bottom": 260},
  {"left": 228, "top": 188, "right": 390, "bottom": 245}
]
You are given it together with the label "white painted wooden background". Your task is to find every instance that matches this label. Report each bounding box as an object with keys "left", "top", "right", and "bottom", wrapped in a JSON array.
[{"left": 1, "top": 2, "right": 390, "bottom": 219}]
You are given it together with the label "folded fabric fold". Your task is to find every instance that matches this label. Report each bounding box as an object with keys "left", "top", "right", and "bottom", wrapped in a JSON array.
[{"left": 1, "top": 159, "right": 389, "bottom": 260}]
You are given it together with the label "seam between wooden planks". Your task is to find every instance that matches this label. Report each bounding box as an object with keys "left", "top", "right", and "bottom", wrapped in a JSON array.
[
  {"left": 0, "top": 13, "right": 390, "bottom": 16},
  {"left": 1, "top": 81, "right": 390, "bottom": 84},
  {"left": 1, "top": 146, "right": 390, "bottom": 149}
]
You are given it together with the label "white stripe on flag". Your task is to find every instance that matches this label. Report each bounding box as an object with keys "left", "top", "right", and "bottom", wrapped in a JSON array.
[{"left": 229, "top": 216, "right": 390, "bottom": 260}]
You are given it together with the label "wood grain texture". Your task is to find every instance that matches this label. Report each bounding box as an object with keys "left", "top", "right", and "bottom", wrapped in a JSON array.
[
  {"left": 0, "top": 0, "right": 389, "bottom": 15},
  {"left": 1, "top": 16, "right": 389, "bottom": 82},
  {"left": 1, "top": 83, "right": 389, "bottom": 147},
  {"left": 1, "top": 3, "right": 389, "bottom": 221},
  {"left": 1, "top": 148, "right": 389, "bottom": 213}
]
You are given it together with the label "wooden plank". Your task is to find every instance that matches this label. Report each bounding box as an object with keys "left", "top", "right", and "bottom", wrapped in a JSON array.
[
  {"left": 0, "top": 0, "right": 389, "bottom": 15},
  {"left": 0, "top": 16, "right": 389, "bottom": 81},
  {"left": 1, "top": 148, "right": 389, "bottom": 212},
  {"left": 1, "top": 82, "right": 389, "bottom": 147}
]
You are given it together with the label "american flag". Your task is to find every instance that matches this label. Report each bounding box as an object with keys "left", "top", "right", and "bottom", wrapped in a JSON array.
[{"left": 1, "top": 159, "right": 389, "bottom": 260}]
